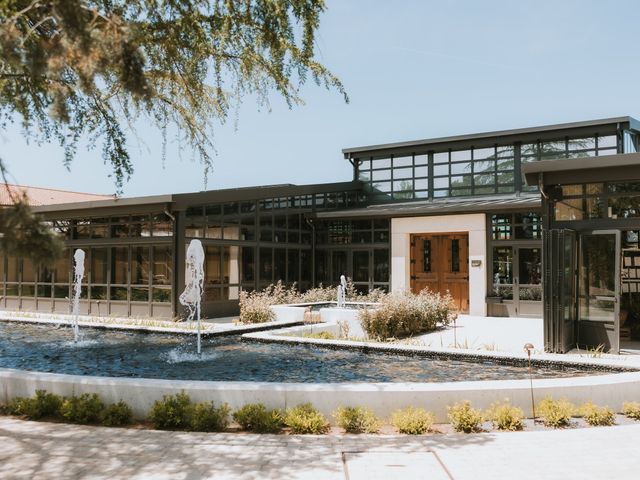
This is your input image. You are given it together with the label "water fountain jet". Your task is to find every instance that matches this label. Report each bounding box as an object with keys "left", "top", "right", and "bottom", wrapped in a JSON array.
[
  {"left": 336, "top": 275, "right": 347, "bottom": 308},
  {"left": 179, "top": 239, "right": 205, "bottom": 355},
  {"left": 71, "top": 249, "right": 85, "bottom": 343}
]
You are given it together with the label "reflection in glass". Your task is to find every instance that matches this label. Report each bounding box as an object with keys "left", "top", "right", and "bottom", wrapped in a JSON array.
[
  {"left": 352, "top": 251, "right": 369, "bottom": 283},
  {"left": 580, "top": 234, "right": 617, "bottom": 322}
]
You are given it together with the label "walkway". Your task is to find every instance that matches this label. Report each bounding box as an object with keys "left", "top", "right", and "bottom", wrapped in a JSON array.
[{"left": 1, "top": 418, "right": 639, "bottom": 479}]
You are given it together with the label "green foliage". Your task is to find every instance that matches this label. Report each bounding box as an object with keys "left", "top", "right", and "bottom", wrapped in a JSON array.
[
  {"left": 579, "top": 402, "right": 615, "bottom": 427},
  {"left": 148, "top": 392, "right": 193, "bottom": 430},
  {"left": 102, "top": 401, "right": 133, "bottom": 427},
  {"left": 233, "top": 403, "right": 284, "bottom": 433},
  {"left": 390, "top": 407, "right": 434, "bottom": 435},
  {"left": 8, "top": 390, "right": 62, "bottom": 420},
  {"left": 538, "top": 397, "right": 575, "bottom": 428},
  {"left": 284, "top": 403, "right": 330, "bottom": 434},
  {"left": 0, "top": 195, "right": 64, "bottom": 266},
  {"left": 60, "top": 393, "right": 105, "bottom": 424},
  {"left": 191, "top": 402, "right": 230, "bottom": 432},
  {"left": 622, "top": 402, "right": 640, "bottom": 420},
  {"left": 0, "top": 0, "right": 346, "bottom": 192},
  {"left": 486, "top": 401, "right": 524, "bottom": 431},
  {"left": 447, "top": 401, "right": 483, "bottom": 433},
  {"left": 333, "top": 406, "right": 380, "bottom": 434},
  {"left": 359, "top": 289, "right": 455, "bottom": 340}
]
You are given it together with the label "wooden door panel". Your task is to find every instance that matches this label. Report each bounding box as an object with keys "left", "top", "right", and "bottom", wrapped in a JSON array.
[{"left": 411, "top": 233, "right": 469, "bottom": 313}]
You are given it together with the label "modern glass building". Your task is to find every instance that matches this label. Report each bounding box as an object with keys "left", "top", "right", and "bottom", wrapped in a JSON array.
[{"left": 1, "top": 116, "right": 638, "bottom": 353}]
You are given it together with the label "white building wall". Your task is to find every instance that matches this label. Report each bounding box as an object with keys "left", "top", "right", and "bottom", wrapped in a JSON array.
[{"left": 391, "top": 214, "right": 487, "bottom": 316}]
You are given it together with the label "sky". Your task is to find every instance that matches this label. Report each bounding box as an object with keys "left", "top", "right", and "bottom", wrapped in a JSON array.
[{"left": 2, "top": 0, "right": 640, "bottom": 198}]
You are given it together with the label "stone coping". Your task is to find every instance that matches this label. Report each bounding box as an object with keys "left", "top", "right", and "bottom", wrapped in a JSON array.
[
  {"left": 242, "top": 324, "right": 640, "bottom": 373},
  {"left": 0, "top": 311, "right": 302, "bottom": 337}
]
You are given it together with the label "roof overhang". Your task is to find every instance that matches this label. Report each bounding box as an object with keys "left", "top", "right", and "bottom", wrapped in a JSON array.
[
  {"left": 343, "top": 116, "right": 639, "bottom": 159},
  {"left": 314, "top": 194, "right": 541, "bottom": 219},
  {"left": 522, "top": 153, "right": 640, "bottom": 186}
]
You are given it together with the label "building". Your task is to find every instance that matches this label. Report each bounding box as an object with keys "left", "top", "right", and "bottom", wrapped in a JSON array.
[{"left": 1, "top": 117, "right": 638, "bottom": 353}]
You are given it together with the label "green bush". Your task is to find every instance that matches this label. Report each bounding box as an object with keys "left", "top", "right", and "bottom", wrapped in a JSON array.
[
  {"left": 102, "top": 401, "right": 133, "bottom": 427},
  {"left": 538, "top": 397, "right": 575, "bottom": 428},
  {"left": 333, "top": 406, "right": 380, "bottom": 434},
  {"left": 60, "top": 393, "right": 105, "bottom": 424},
  {"left": 447, "top": 401, "right": 483, "bottom": 433},
  {"left": 191, "top": 402, "right": 231, "bottom": 432},
  {"left": 359, "top": 290, "right": 454, "bottom": 340},
  {"left": 622, "top": 402, "right": 640, "bottom": 420},
  {"left": 579, "top": 402, "right": 615, "bottom": 427},
  {"left": 233, "top": 403, "right": 284, "bottom": 433},
  {"left": 486, "top": 401, "right": 524, "bottom": 431},
  {"left": 148, "top": 393, "right": 193, "bottom": 430},
  {"left": 390, "top": 407, "right": 434, "bottom": 434},
  {"left": 284, "top": 403, "right": 330, "bottom": 434},
  {"left": 8, "top": 390, "right": 62, "bottom": 420}
]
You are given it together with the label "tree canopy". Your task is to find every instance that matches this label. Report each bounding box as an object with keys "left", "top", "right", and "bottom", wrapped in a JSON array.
[
  {"left": 0, "top": 0, "right": 346, "bottom": 263},
  {"left": 1, "top": 0, "right": 346, "bottom": 190}
]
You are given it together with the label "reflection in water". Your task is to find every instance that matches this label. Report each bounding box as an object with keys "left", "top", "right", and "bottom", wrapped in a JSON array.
[{"left": 0, "top": 322, "right": 601, "bottom": 383}]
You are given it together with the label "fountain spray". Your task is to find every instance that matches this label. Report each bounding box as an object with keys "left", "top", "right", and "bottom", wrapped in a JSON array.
[
  {"left": 71, "top": 249, "right": 85, "bottom": 343},
  {"left": 179, "top": 239, "right": 205, "bottom": 355}
]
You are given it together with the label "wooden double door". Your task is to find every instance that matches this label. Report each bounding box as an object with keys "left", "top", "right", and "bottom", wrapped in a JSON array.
[{"left": 410, "top": 233, "right": 469, "bottom": 312}]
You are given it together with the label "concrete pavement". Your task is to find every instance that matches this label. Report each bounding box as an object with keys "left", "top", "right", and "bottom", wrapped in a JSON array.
[{"left": 1, "top": 417, "right": 639, "bottom": 479}]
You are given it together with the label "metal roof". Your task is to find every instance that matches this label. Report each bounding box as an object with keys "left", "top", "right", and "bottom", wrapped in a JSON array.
[
  {"left": 314, "top": 193, "right": 541, "bottom": 219},
  {"left": 31, "top": 181, "right": 364, "bottom": 214},
  {"left": 342, "top": 116, "right": 639, "bottom": 157},
  {"left": 1, "top": 183, "right": 113, "bottom": 207}
]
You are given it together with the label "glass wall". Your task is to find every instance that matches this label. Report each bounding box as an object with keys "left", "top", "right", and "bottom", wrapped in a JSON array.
[
  {"left": 489, "top": 211, "right": 543, "bottom": 316},
  {"left": 553, "top": 182, "right": 640, "bottom": 222},
  {"left": 315, "top": 219, "right": 390, "bottom": 293},
  {"left": 356, "top": 133, "right": 621, "bottom": 202}
]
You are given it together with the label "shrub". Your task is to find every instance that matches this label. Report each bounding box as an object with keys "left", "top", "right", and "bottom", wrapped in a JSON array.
[
  {"left": 579, "top": 402, "right": 615, "bottom": 427},
  {"left": 359, "top": 289, "right": 455, "bottom": 340},
  {"left": 191, "top": 402, "right": 230, "bottom": 432},
  {"left": 486, "top": 401, "right": 524, "bottom": 431},
  {"left": 60, "top": 393, "right": 105, "bottom": 424},
  {"left": 390, "top": 407, "right": 434, "bottom": 434},
  {"left": 8, "top": 390, "right": 62, "bottom": 420},
  {"left": 334, "top": 406, "right": 380, "bottom": 434},
  {"left": 102, "top": 401, "right": 133, "bottom": 427},
  {"left": 233, "top": 403, "right": 284, "bottom": 433},
  {"left": 239, "top": 289, "right": 276, "bottom": 324},
  {"left": 284, "top": 403, "right": 330, "bottom": 434},
  {"left": 538, "top": 397, "right": 575, "bottom": 428},
  {"left": 148, "top": 393, "right": 193, "bottom": 430},
  {"left": 622, "top": 402, "right": 640, "bottom": 420},
  {"left": 447, "top": 401, "right": 483, "bottom": 433}
]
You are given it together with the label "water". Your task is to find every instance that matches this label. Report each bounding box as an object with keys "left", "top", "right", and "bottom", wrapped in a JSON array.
[
  {"left": 71, "top": 249, "right": 85, "bottom": 343},
  {"left": 0, "top": 322, "right": 604, "bottom": 383},
  {"left": 179, "top": 239, "right": 205, "bottom": 354}
]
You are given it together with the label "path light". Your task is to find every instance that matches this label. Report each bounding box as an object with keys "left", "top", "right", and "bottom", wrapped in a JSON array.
[{"left": 524, "top": 342, "right": 536, "bottom": 421}]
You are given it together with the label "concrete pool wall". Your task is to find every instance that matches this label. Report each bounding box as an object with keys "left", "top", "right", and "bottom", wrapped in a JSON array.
[{"left": 2, "top": 367, "right": 640, "bottom": 423}]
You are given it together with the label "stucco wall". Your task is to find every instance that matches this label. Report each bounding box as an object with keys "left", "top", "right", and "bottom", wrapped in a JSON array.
[{"left": 391, "top": 214, "right": 487, "bottom": 316}]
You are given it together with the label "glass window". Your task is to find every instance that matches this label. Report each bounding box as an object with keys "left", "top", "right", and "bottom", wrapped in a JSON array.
[
  {"left": 153, "top": 246, "right": 173, "bottom": 285},
  {"left": 492, "top": 246, "right": 513, "bottom": 299},
  {"left": 110, "top": 247, "right": 128, "bottom": 284},
  {"left": 22, "top": 258, "right": 35, "bottom": 283},
  {"left": 451, "top": 239, "right": 460, "bottom": 273},
  {"left": 241, "top": 247, "right": 255, "bottom": 283},
  {"left": 352, "top": 251, "right": 370, "bottom": 283},
  {"left": 414, "top": 154, "right": 428, "bottom": 165},
  {"left": 492, "top": 214, "right": 512, "bottom": 240},
  {"left": 451, "top": 149, "right": 471, "bottom": 161},
  {"left": 205, "top": 246, "right": 222, "bottom": 285},
  {"left": 332, "top": 250, "right": 348, "bottom": 278},
  {"left": 373, "top": 249, "right": 389, "bottom": 283},
  {"left": 423, "top": 239, "right": 432, "bottom": 272},
  {"left": 91, "top": 248, "right": 108, "bottom": 284},
  {"left": 131, "top": 247, "right": 150, "bottom": 285},
  {"left": 152, "top": 214, "right": 173, "bottom": 237},
  {"left": 393, "top": 155, "right": 412, "bottom": 167},
  {"left": 598, "top": 135, "right": 617, "bottom": 149},
  {"left": 274, "top": 248, "right": 286, "bottom": 282},
  {"left": 287, "top": 249, "right": 299, "bottom": 283},
  {"left": 433, "top": 152, "right": 448, "bottom": 163},
  {"left": 259, "top": 248, "right": 273, "bottom": 283}
]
